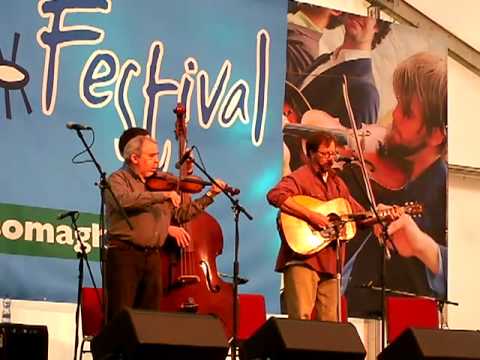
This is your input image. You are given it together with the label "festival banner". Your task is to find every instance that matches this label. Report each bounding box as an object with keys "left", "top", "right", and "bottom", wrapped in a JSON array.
[{"left": 0, "top": 0, "right": 287, "bottom": 312}]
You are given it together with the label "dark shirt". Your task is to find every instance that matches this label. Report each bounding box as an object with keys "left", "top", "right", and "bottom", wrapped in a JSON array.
[
  {"left": 286, "top": 22, "right": 323, "bottom": 84},
  {"left": 340, "top": 158, "right": 447, "bottom": 317},
  {"left": 300, "top": 56, "right": 379, "bottom": 128},
  {"left": 284, "top": 56, "right": 379, "bottom": 173},
  {"left": 267, "top": 164, "right": 364, "bottom": 275},
  {"left": 105, "top": 164, "right": 213, "bottom": 247}
]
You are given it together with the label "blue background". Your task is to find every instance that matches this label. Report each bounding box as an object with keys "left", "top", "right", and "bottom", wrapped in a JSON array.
[{"left": 0, "top": 0, "right": 288, "bottom": 313}]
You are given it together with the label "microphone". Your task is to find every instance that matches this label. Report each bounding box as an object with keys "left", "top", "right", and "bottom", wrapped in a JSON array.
[
  {"left": 57, "top": 210, "right": 79, "bottom": 220},
  {"left": 175, "top": 147, "right": 194, "bottom": 169},
  {"left": 66, "top": 122, "right": 92, "bottom": 131},
  {"left": 218, "top": 272, "right": 249, "bottom": 284},
  {"left": 336, "top": 154, "right": 358, "bottom": 163}
]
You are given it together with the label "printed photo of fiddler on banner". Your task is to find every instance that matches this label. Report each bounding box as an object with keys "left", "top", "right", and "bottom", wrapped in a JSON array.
[
  {"left": 283, "top": 1, "right": 447, "bottom": 317},
  {"left": 0, "top": 0, "right": 287, "bottom": 312}
]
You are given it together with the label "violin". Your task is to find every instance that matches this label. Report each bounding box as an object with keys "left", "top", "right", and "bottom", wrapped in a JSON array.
[
  {"left": 361, "top": 150, "right": 410, "bottom": 191},
  {"left": 146, "top": 171, "right": 211, "bottom": 194},
  {"left": 147, "top": 171, "right": 240, "bottom": 196}
]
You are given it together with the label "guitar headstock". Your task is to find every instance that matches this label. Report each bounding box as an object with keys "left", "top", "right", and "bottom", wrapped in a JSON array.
[{"left": 403, "top": 201, "right": 423, "bottom": 217}]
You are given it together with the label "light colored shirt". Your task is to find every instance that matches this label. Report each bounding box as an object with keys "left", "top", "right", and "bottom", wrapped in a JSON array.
[{"left": 288, "top": 10, "right": 324, "bottom": 33}]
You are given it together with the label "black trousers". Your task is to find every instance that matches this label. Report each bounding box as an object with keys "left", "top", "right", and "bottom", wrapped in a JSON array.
[{"left": 105, "top": 240, "right": 164, "bottom": 322}]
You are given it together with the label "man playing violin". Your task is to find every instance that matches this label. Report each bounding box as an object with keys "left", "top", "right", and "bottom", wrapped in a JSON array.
[
  {"left": 267, "top": 131, "right": 366, "bottom": 321},
  {"left": 104, "top": 128, "right": 226, "bottom": 322},
  {"left": 342, "top": 52, "right": 448, "bottom": 315}
]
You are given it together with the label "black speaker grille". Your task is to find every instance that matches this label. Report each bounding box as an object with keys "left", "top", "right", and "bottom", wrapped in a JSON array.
[
  {"left": 91, "top": 308, "right": 228, "bottom": 360},
  {"left": 243, "top": 317, "right": 366, "bottom": 360},
  {"left": 0, "top": 323, "right": 48, "bottom": 360},
  {"left": 378, "top": 328, "right": 480, "bottom": 360}
]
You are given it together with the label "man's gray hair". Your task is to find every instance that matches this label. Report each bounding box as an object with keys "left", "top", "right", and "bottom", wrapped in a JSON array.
[{"left": 123, "top": 135, "right": 156, "bottom": 162}]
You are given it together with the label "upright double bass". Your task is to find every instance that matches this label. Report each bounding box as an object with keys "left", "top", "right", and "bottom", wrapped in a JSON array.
[{"left": 159, "top": 104, "right": 235, "bottom": 338}]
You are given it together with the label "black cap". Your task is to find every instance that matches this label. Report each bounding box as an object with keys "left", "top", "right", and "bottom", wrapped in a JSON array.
[{"left": 118, "top": 127, "right": 150, "bottom": 156}]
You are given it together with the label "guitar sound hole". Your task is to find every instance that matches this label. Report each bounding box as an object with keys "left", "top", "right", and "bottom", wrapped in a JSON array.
[{"left": 320, "top": 227, "right": 335, "bottom": 239}]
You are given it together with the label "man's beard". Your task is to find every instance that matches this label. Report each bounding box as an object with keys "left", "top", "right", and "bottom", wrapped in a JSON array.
[
  {"left": 319, "top": 160, "right": 334, "bottom": 174},
  {"left": 383, "top": 133, "right": 428, "bottom": 159}
]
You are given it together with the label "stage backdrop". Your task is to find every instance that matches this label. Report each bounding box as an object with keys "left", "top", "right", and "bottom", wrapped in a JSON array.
[
  {"left": 283, "top": 1, "right": 448, "bottom": 317},
  {"left": 0, "top": 0, "right": 287, "bottom": 312}
]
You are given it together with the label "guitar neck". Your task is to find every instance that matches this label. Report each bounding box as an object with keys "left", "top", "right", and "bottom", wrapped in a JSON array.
[{"left": 351, "top": 203, "right": 422, "bottom": 226}]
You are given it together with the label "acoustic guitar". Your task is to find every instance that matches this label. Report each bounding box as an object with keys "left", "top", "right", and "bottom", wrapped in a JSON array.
[{"left": 279, "top": 196, "right": 423, "bottom": 255}]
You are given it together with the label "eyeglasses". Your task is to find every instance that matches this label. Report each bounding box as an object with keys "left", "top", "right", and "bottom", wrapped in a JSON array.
[{"left": 316, "top": 151, "right": 337, "bottom": 158}]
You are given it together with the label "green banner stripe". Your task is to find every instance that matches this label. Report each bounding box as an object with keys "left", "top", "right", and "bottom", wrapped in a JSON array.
[{"left": 0, "top": 203, "right": 101, "bottom": 261}]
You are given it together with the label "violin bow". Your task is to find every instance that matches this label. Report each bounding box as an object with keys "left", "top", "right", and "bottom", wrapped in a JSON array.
[{"left": 341, "top": 74, "right": 391, "bottom": 259}]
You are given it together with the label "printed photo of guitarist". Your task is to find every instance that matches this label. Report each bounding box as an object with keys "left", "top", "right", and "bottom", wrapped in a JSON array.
[{"left": 266, "top": 131, "right": 366, "bottom": 321}]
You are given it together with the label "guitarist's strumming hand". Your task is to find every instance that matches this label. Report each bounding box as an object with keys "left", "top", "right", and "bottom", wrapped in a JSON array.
[
  {"left": 279, "top": 196, "right": 332, "bottom": 231},
  {"left": 307, "top": 211, "right": 331, "bottom": 230}
]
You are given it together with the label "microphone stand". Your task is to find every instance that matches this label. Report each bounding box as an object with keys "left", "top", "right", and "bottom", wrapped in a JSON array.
[
  {"left": 71, "top": 129, "right": 133, "bottom": 325},
  {"left": 330, "top": 219, "right": 351, "bottom": 322},
  {"left": 341, "top": 75, "right": 391, "bottom": 350},
  {"left": 360, "top": 283, "right": 459, "bottom": 329},
  {"left": 180, "top": 151, "right": 253, "bottom": 360},
  {"left": 67, "top": 212, "right": 99, "bottom": 360},
  {"left": 344, "top": 163, "right": 392, "bottom": 345}
]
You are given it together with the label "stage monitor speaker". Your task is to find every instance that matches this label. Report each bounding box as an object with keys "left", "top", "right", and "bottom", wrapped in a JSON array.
[
  {"left": 0, "top": 323, "right": 48, "bottom": 360},
  {"left": 243, "top": 317, "right": 366, "bottom": 360},
  {"left": 378, "top": 327, "right": 480, "bottom": 360},
  {"left": 91, "top": 308, "right": 228, "bottom": 360}
]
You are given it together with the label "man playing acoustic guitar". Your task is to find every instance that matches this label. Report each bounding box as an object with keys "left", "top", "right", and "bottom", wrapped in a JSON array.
[{"left": 267, "top": 131, "right": 366, "bottom": 321}]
